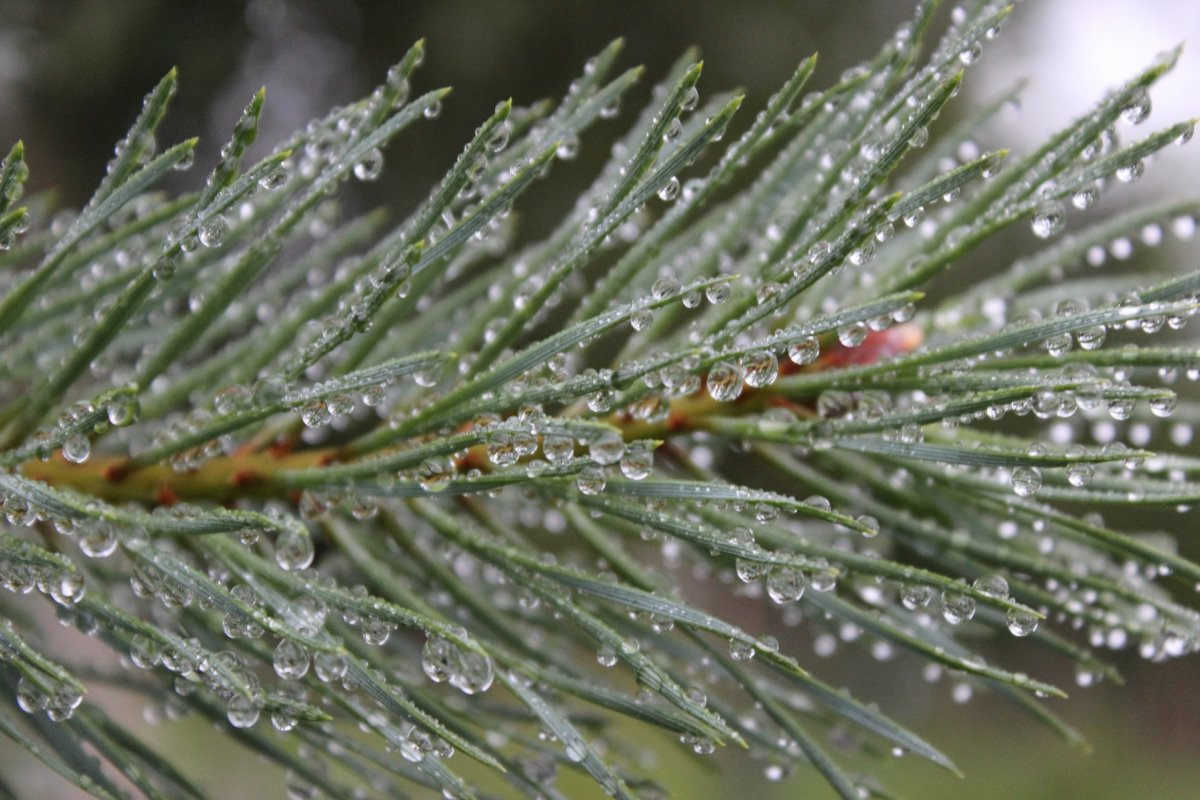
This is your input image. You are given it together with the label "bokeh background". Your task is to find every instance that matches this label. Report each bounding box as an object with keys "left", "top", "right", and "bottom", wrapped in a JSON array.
[{"left": 1, "top": 1, "right": 1198, "bottom": 797}]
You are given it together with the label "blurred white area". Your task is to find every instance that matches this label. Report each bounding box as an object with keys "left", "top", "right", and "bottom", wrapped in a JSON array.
[{"left": 971, "top": 0, "right": 1200, "bottom": 200}]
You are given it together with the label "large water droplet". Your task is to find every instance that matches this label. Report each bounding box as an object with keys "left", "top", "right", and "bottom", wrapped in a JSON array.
[
  {"left": 1006, "top": 609, "right": 1039, "bottom": 637},
  {"left": 1011, "top": 466, "right": 1042, "bottom": 497},
  {"left": 940, "top": 588, "right": 976, "bottom": 624},
  {"left": 1031, "top": 202, "right": 1065, "bottom": 239},
  {"left": 706, "top": 361, "right": 743, "bottom": 402}
]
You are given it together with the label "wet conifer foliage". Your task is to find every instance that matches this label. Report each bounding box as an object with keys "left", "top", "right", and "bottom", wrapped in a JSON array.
[{"left": 0, "top": 2, "right": 1198, "bottom": 798}]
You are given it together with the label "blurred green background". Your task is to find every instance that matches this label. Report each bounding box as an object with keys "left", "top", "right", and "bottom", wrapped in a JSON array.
[{"left": 1, "top": 1, "right": 1198, "bottom": 797}]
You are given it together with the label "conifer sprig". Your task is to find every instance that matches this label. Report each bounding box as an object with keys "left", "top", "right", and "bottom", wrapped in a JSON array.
[{"left": 1, "top": 2, "right": 1198, "bottom": 798}]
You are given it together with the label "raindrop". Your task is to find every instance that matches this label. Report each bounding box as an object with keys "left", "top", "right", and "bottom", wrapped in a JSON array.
[
  {"left": 226, "top": 695, "right": 260, "bottom": 729},
  {"left": 729, "top": 638, "right": 755, "bottom": 662},
  {"left": 651, "top": 274, "right": 681, "bottom": 300},
  {"left": 1149, "top": 395, "right": 1177, "bottom": 418},
  {"left": 576, "top": 466, "right": 606, "bottom": 495},
  {"left": 940, "top": 588, "right": 976, "bottom": 624},
  {"left": 1031, "top": 202, "right": 1065, "bottom": 239},
  {"left": 787, "top": 337, "right": 820, "bottom": 366},
  {"left": 1076, "top": 325, "right": 1106, "bottom": 351},
  {"left": 706, "top": 362, "right": 743, "bottom": 402},
  {"left": 1010, "top": 466, "right": 1042, "bottom": 497},
  {"left": 418, "top": 458, "right": 454, "bottom": 492},
  {"left": 1116, "top": 160, "right": 1144, "bottom": 183},
  {"left": 1071, "top": 186, "right": 1098, "bottom": 210},
  {"left": 198, "top": 215, "right": 230, "bottom": 248},
  {"left": 1044, "top": 333, "right": 1072, "bottom": 357},
  {"left": 259, "top": 164, "right": 289, "bottom": 190},
  {"left": 765, "top": 567, "right": 805, "bottom": 604},
  {"left": 856, "top": 514, "right": 880, "bottom": 538},
  {"left": 589, "top": 433, "right": 625, "bottom": 466},
  {"left": 972, "top": 574, "right": 1009, "bottom": 600},
  {"left": 556, "top": 136, "right": 580, "bottom": 160},
  {"left": 704, "top": 283, "right": 731, "bottom": 304},
  {"left": 1006, "top": 609, "right": 1039, "bottom": 637},
  {"left": 353, "top": 148, "right": 384, "bottom": 181},
  {"left": 811, "top": 567, "right": 838, "bottom": 592},
  {"left": 657, "top": 176, "right": 680, "bottom": 202},
  {"left": 619, "top": 446, "right": 654, "bottom": 480},
  {"left": 1120, "top": 89, "right": 1151, "bottom": 125},
  {"left": 837, "top": 322, "right": 867, "bottom": 348},
  {"left": 61, "top": 436, "right": 90, "bottom": 464},
  {"left": 273, "top": 640, "right": 311, "bottom": 680},
  {"left": 1066, "top": 461, "right": 1094, "bottom": 487},
  {"left": 275, "top": 527, "right": 314, "bottom": 572},
  {"left": 596, "top": 644, "right": 618, "bottom": 667},
  {"left": 741, "top": 351, "right": 779, "bottom": 388},
  {"left": 900, "top": 583, "right": 933, "bottom": 610}
]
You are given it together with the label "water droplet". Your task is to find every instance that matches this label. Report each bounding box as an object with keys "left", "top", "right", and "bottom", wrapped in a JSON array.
[
  {"left": 741, "top": 351, "right": 779, "bottom": 388},
  {"left": 811, "top": 567, "right": 838, "bottom": 592},
  {"left": 273, "top": 640, "right": 311, "bottom": 680},
  {"left": 199, "top": 215, "right": 230, "bottom": 248},
  {"left": 61, "top": 436, "right": 90, "bottom": 464},
  {"left": 423, "top": 99, "right": 442, "bottom": 119},
  {"left": 804, "top": 495, "right": 832, "bottom": 513},
  {"left": 1031, "top": 202, "right": 1065, "bottom": 239},
  {"left": 1011, "top": 466, "right": 1042, "bottom": 497},
  {"left": 556, "top": 136, "right": 580, "bottom": 160},
  {"left": 275, "top": 527, "right": 314, "bottom": 572},
  {"left": 1116, "top": 160, "right": 1144, "bottom": 183},
  {"left": 1076, "top": 325, "right": 1106, "bottom": 351},
  {"left": 576, "top": 466, "right": 606, "bottom": 495},
  {"left": 259, "top": 164, "right": 289, "bottom": 190},
  {"left": 657, "top": 176, "right": 680, "bottom": 202},
  {"left": 312, "top": 651, "right": 347, "bottom": 683},
  {"left": 353, "top": 147, "right": 384, "bottom": 181},
  {"left": 900, "top": 583, "right": 933, "bottom": 610},
  {"left": 1075, "top": 664, "right": 1100, "bottom": 687},
  {"left": 80, "top": 525, "right": 118, "bottom": 558},
  {"left": 1044, "top": 333, "right": 1072, "bottom": 357},
  {"left": 226, "top": 695, "right": 260, "bottom": 728},
  {"left": 856, "top": 514, "right": 880, "bottom": 538},
  {"left": 651, "top": 274, "right": 681, "bottom": 300},
  {"left": 1066, "top": 461, "right": 1094, "bottom": 487},
  {"left": 361, "top": 617, "right": 393, "bottom": 646},
  {"left": 1121, "top": 89, "right": 1151, "bottom": 125},
  {"left": 15, "top": 677, "right": 46, "bottom": 714},
  {"left": 706, "top": 362, "right": 743, "bottom": 402},
  {"left": 837, "top": 322, "right": 867, "bottom": 348},
  {"left": 619, "top": 445, "right": 654, "bottom": 480},
  {"left": 173, "top": 148, "right": 195, "bottom": 172},
  {"left": 680, "top": 86, "right": 700, "bottom": 112},
  {"left": 1071, "top": 185, "right": 1098, "bottom": 210},
  {"left": 589, "top": 433, "right": 625, "bottom": 466},
  {"left": 765, "top": 567, "right": 805, "bottom": 604},
  {"left": 1006, "top": 609, "right": 1039, "bottom": 637},
  {"left": 940, "top": 588, "right": 976, "bottom": 624},
  {"left": 693, "top": 282, "right": 729, "bottom": 310},
  {"left": 787, "top": 337, "right": 820, "bottom": 365},
  {"left": 630, "top": 308, "right": 653, "bottom": 331},
  {"left": 1108, "top": 398, "right": 1135, "bottom": 420},
  {"left": 596, "top": 643, "right": 618, "bottom": 667},
  {"left": 421, "top": 635, "right": 495, "bottom": 694},
  {"left": 1149, "top": 395, "right": 1177, "bottom": 418},
  {"left": 300, "top": 401, "right": 331, "bottom": 428},
  {"left": 418, "top": 457, "right": 454, "bottom": 492},
  {"left": 972, "top": 574, "right": 1009, "bottom": 600},
  {"left": 729, "top": 638, "right": 755, "bottom": 662},
  {"left": 662, "top": 116, "right": 683, "bottom": 143}
]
